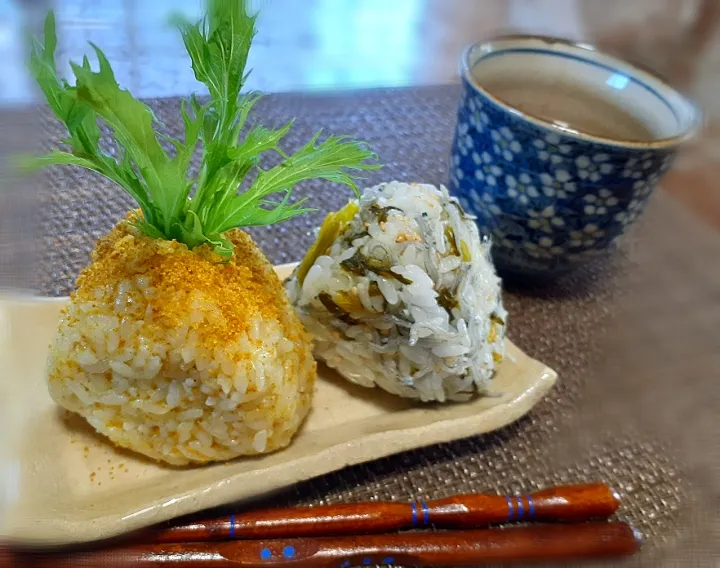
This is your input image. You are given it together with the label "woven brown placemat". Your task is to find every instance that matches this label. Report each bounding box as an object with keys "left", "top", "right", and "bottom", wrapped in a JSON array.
[{"left": 2, "top": 85, "right": 718, "bottom": 566}]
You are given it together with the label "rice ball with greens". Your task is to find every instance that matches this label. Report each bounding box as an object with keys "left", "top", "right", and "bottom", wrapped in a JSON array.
[
  {"left": 286, "top": 181, "right": 507, "bottom": 403},
  {"left": 29, "top": 1, "right": 377, "bottom": 465}
]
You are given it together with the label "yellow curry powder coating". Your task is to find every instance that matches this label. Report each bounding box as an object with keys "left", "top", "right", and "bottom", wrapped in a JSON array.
[{"left": 76, "top": 217, "right": 306, "bottom": 353}]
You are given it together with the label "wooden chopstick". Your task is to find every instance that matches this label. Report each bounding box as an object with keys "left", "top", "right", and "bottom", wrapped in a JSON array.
[
  {"left": 146, "top": 483, "right": 619, "bottom": 543},
  {"left": 1, "top": 522, "right": 641, "bottom": 567}
]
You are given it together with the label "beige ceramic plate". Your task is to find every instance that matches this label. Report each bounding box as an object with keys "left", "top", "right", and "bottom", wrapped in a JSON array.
[{"left": 0, "top": 263, "right": 557, "bottom": 546}]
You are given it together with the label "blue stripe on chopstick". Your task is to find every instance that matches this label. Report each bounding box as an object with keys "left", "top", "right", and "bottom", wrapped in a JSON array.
[
  {"left": 516, "top": 495, "right": 524, "bottom": 520},
  {"left": 229, "top": 514, "right": 235, "bottom": 538},
  {"left": 410, "top": 502, "right": 419, "bottom": 527},
  {"left": 526, "top": 494, "right": 535, "bottom": 519},
  {"left": 505, "top": 495, "right": 514, "bottom": 520},
  {"left": 421, "top": 501, "right": 430, "bottom": 526}
]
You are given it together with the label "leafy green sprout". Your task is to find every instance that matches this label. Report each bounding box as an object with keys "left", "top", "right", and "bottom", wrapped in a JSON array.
[{"left": 25, "top": 0, "right": 380, "bottom": 257}]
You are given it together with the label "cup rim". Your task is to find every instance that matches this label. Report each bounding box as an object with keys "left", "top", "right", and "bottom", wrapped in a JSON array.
[{"left": 460, "top": 34, "right": 703, "bottom": 150}]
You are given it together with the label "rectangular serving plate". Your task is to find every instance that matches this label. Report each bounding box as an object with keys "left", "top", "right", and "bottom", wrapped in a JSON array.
[{"left": 0, "top": 263, "right": 556, "bottom": 545}]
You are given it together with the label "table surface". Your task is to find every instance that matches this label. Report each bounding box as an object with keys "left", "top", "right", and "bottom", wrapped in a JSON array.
[{"left": 0, "top": 84, "right": 714, "bottom": 567}]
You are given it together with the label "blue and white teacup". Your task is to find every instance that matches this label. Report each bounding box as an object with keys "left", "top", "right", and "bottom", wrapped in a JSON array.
[{"left": 449, "top": 35, "right": 701, "bottom": 275}]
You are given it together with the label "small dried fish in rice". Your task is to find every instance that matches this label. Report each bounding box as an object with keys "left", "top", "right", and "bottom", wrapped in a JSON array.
[{"left": 340, "top": 251, "right": 413, "bottom": 285}]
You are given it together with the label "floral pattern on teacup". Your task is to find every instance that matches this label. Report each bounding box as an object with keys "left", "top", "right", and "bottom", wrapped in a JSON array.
[
  {"left": 491, "top": 127, "right": 522, "bottom": 161},
  {"left": 533, "top": 133, "right": 572, "bottom": 164},
  {"left": 574, "top": 154, "right": 613, "bottom": 182}
]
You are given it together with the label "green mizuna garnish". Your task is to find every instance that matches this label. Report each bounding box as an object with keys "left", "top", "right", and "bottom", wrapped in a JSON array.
[{"left": 26, "top": 1, "right": 379, "bottom": 256}]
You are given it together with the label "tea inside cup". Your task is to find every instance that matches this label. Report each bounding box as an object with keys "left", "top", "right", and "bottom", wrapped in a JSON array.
[{"left": 465, "top": 36, "right": 700, "bottom": 146}]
